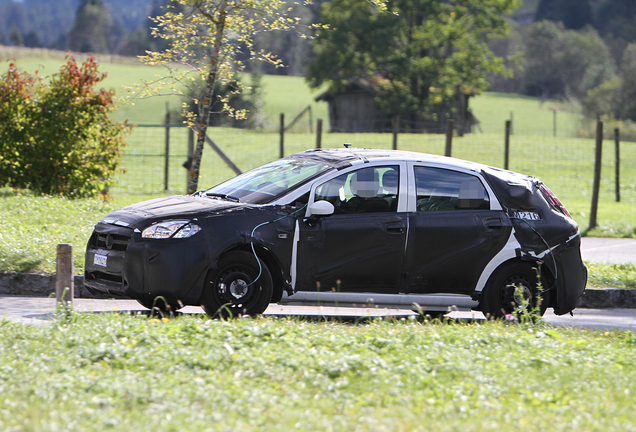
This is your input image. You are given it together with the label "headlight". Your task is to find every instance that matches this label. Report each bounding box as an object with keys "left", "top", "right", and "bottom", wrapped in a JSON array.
[{"left": 142, "top": 220, "right": 202, "bottom": 239}]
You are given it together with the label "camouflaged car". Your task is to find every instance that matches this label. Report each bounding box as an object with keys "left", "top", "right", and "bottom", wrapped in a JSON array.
[{"left": 85, "top": 148, "right": 587, "bottom": 317}]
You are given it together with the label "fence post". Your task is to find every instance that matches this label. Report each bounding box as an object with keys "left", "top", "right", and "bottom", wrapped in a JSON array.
[
  {"left": 56, "top": 244, "right": 73, "bottom": 305},
  {"left": 504, "top": 120, "right": 511, "bottom": 170},
  {"left": 392, "top": 116, "right": 399, "bottom": 150},
  {"left": 615, "top": 127, "right": 621, "bottom": 203},
  {"left": 186, "top": 128, "right": 194, "bottom": 193},
  {"left": 589, "top": 120, "right": 603, "bottom": 231},
  {"left": 164, "top": 108, "right": 170, "bottom": 190},
  {"left": 309, "top": 106, "right": 313, "bottom": 134},
  {"left": 316, "top": 118, "right": 323, "bottom": 149},
  {"left": 445, "top": 119, "right": 454, "bottom": 157},
  {"left": 279, "top": 113, "right": 285, "bottom": 159}
]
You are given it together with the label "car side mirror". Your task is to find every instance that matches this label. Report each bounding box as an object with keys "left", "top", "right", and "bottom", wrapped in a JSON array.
[{"left": 308, "top": 200, "right": 335, "bottom": 218}]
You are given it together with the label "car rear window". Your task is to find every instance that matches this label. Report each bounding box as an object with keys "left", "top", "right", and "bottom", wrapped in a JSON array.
[{"left": 414, "top": 167, "right": 489, "bottom": 211}]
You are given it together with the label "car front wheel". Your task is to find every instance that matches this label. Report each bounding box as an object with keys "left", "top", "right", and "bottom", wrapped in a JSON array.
[
  {"left": 482, "top": 261, "right": 550, "bottom": 319},
  {"left": 202, "top": 251, "right": 273, "bottom": 318}
]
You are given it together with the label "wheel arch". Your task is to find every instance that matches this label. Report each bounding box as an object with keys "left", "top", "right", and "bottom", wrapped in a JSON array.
[
  {"left": 211, "top": 243, "right": 286, "bottom": 304},
  {"left": 479, "top": 257, "right": 555, "bottom": 312}
]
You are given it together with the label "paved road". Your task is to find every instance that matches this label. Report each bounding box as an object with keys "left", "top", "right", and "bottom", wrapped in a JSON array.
[
  {"left": 581, "top": 237, "right": 636, "bottom": 264},
  {"left": 2, "top": 295, "right": 636, "bottom": 331}
]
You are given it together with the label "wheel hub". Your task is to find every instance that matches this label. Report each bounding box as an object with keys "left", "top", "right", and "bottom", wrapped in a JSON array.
[{"left": 229, "top": 279, "right": 248, "bottom": 299}]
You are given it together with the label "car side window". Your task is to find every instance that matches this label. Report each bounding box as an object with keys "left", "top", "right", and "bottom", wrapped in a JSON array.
[
  {"left": 315, "top": 166, "right": 399, "bottom": 214},
  {"left": 414, "top": 166, "right": 489, "bottom": 211}
]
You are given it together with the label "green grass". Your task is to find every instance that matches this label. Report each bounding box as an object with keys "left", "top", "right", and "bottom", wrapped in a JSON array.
[
  {"left": 1, "top": 314, "right": 635, "bottom": 431},
  {"left": 0, "top": 191, "right": 117, "bottom": 274},
  {"left": 586, "top": 262, "right": 636, "bottom": 289}
]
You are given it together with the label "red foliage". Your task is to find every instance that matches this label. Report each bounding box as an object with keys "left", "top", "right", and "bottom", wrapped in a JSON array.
[{"left": 0, "top": 56, "right": 130, "bottom": 197}]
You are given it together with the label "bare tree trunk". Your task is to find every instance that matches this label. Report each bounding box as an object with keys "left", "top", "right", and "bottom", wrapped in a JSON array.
[{"left": 188, "top": 0, "right": 228, "bottom": 194}]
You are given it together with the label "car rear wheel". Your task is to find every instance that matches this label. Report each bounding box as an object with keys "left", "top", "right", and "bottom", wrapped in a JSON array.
[
  {"left": 202, "top": 251, "right": 273, "bottom": 318},
  {"left": 482, "top": 261, "right": 550, "bottom": 319}
]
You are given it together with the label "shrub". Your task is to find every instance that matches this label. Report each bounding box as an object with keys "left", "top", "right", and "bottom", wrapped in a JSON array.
[{"left": 0, "top": 55, "right": 129, "bottom": 198}]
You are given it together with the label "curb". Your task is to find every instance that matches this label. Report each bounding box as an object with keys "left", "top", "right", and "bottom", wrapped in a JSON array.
[
  {"left": 0, "top": 273, "right": 110, "bottom": 299},
  {"left": 579, "top": 288, "right": 636, "bottom": 309},
  {"left": 1, "top": 272, "right": 633, "bottom": 308}
]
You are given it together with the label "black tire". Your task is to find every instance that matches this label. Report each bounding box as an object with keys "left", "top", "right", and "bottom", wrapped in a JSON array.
[
  {"left": 482, "top": 261, "right": 550, "bottom": 319},
  {"left": 202, "top": 251, "right": 273, "bottom": 318}
]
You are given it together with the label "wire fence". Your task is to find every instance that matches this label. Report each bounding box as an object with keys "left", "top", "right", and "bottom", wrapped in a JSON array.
[{"left": 113, "top": 122, "right": 636, "bottom": 235}]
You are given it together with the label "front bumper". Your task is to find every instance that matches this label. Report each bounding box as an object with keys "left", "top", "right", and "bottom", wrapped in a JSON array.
[{"left": 84, "top": 223, "right": 210, "bottom": 306}]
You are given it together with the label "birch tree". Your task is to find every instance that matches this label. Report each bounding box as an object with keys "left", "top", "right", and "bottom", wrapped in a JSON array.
[{"left": 137, "top": 0, "right": 326, "bottom": 193}]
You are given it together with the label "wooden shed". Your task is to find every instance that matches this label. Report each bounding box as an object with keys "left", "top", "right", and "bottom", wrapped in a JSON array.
[
  {"left": 315, "top": 79, "right": 392, "bottom": 132},
  {"left": 315, "top": 79, "right": 478, "bottom": 134}
]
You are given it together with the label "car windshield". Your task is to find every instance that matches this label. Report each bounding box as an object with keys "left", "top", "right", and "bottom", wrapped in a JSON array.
[{"left": 205, "top": 158, "right": 332, "bottom": 204}]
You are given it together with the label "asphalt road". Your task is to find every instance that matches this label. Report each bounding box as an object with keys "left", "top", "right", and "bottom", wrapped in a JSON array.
[
  {"left": 2, "top": 295, "right": 636, "bottom": 331},
  {"left": 580, "top": 237, "right": 636, "bottom": 264}
]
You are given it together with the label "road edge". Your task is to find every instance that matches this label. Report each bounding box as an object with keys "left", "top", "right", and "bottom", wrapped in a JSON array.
[{"left": 1, "top": 272, "right": 633, "bottom": 308}]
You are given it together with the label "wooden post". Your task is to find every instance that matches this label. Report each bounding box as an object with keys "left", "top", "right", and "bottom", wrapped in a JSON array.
[
  {"left": 164, "top": 108, "right": 170, "bottom": 190},
  {"left": 316, "top": 118, "right": 323, "bottom": 149},
  {"left": 589, "top": 120, "right": 603, "bottom": 231},
  {"left": 56, "top": 244, "right": 73, "bottom": 305},
  {"left": 392, "top": 116, "right": 399, "bottom": 150},
  {"left": 615, "top": 127, "right": 621, "bottom": 203},
  {"left": 308, "top": 106, "right": 313, "bottom": 134},
  {"left": 187, "top": 128, "right": 194, "bottom": 193},
  {"left": 445, "top": 119, "right": 454, "bottom": 157},
  {"left": 504, "top": 120, "right": 511, "bottom": 170},
  {"left": 279, "top": 113, "right": 285, "bottom": 159}
]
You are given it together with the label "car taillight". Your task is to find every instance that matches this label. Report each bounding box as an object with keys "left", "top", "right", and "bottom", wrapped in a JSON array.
[{"left": 539, "top": 184, "right": 572, "bottom": 218}]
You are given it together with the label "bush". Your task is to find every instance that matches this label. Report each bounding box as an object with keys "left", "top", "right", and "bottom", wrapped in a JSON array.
[{"left": 0, "top": 55, "right": 129, "bottom": 198}]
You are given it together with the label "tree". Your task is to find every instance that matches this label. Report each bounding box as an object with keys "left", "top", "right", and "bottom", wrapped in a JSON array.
[
  {"left": 535, "top": 0, "right": 592, "bottom": 30},
  {"left": 595, "top": 0, "right": 636, "bottom": 42},
  {"left": 9, "top": 24, "right": 24, "bottom": 47},
  {"left": 68, "top": 0, "right": 112, "bottom": 53},
  {"left": 584, "top": 43, "right": 636, "bottom": 121},
  {"left": 24, "top": 31, "right": 42, "bottom": 48},
  {"left": 522, "top": 21, "right": 615, "bottom": 100},
  {"left": 306, "top": 0, "right": 520, "bottom": 129},
  {"left": 138, "top": 0, "right": 326, "bottom": 193},
  {"left": 0, "top": 56, "right": 129, "bottom": 197}
]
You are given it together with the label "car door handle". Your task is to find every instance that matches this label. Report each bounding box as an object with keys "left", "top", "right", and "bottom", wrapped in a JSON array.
[
  {"left": 486, "top": 221, "right": 502, "bottom": 230},
  {"left": 385, "top": 223, "right": 404, "bottom": 234}
]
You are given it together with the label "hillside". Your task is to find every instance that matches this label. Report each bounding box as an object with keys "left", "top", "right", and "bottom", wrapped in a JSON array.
[{"left": 0, "top": 46, "right": 582, "bottom": 133}]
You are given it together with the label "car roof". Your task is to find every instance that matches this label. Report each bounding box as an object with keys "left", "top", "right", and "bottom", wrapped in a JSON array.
[{"left": 289, "top": 147, "right": 492, "bottom": 172}]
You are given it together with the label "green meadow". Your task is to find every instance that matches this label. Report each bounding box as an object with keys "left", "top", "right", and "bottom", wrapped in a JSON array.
[{"left": 1, "top": 313, "right": 636, "bottom": 432}]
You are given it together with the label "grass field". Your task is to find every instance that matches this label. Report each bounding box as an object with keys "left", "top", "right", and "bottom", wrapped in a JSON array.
[{"left": 1, "top": 313, "right": 636, "bottom": 431}]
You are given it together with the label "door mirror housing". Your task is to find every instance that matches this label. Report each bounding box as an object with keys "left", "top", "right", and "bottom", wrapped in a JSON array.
[{"left": 308, "top": 200, "right": 335, "bottom": 217}]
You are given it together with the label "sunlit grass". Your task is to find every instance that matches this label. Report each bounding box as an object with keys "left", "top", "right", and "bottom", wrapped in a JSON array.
[
  {"left": 586, "top": 262, "right": 636, "bottom": 289},
  {"left": 0, "top": 314, "right": 635, "bottom": 431}
]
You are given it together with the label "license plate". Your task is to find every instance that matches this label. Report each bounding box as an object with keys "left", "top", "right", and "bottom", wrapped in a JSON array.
[
  {"left": 94, "top": 254, "right": 108, "bottom": 267},
  {"left": 513, "top": 211, "right": 541, "bottom": 221}
]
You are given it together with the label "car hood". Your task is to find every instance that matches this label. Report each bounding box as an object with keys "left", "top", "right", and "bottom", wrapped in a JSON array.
[{"left": 99, "top": 195, "right": 245, "bottom": 228}]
